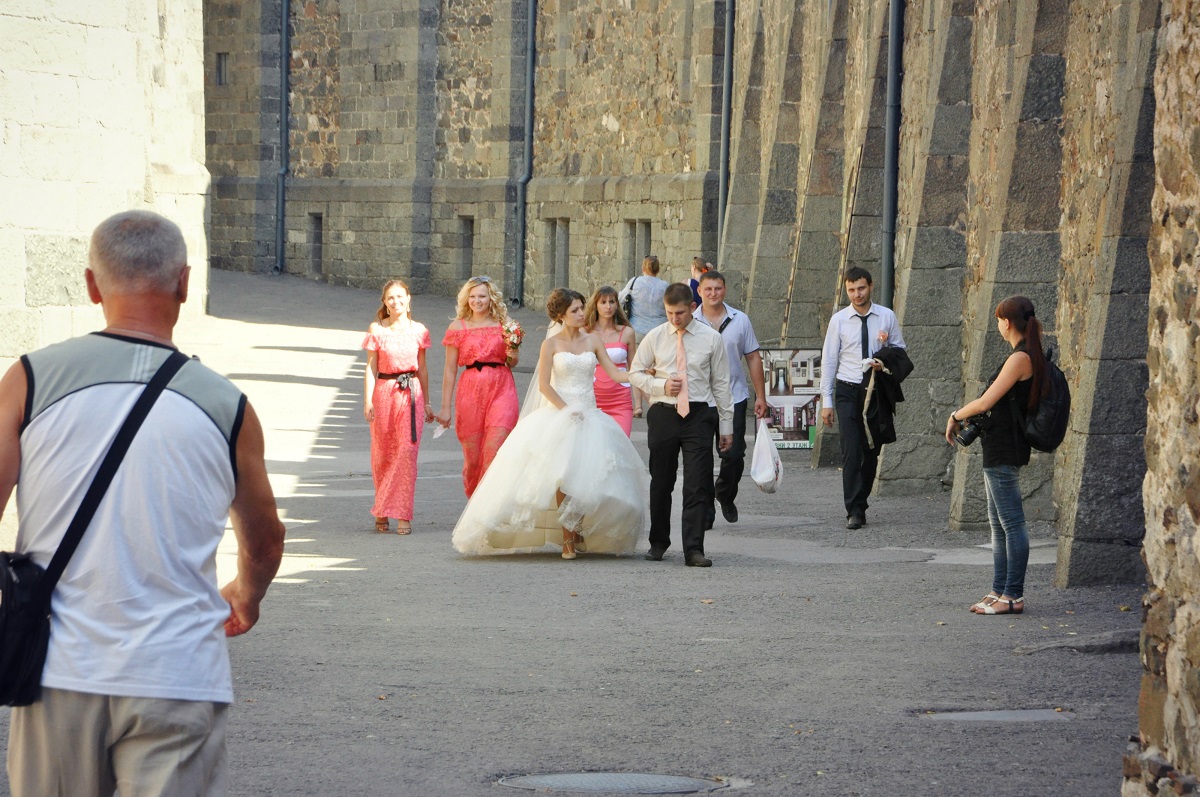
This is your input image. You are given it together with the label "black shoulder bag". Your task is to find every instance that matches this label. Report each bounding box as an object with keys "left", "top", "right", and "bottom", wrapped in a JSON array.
[
  {"left": 623, "top": 277, "right": 638, "bottom": 319},
  {"left": 0, "top": 349, "right": 188, "bottom": 706}
]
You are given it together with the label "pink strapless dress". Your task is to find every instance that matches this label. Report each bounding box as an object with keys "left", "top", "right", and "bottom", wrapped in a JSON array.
[{"left": 594, "top": 341, "right": 633, "bottom": 436}]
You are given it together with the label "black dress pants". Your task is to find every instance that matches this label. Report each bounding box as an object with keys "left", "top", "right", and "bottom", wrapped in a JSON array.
[
  {"left": 834, "top": 379, "right": 879, "bottom": 516},
  {"left": 647, "top": 401, "right": 718, "bottom": 555},
  {"left": 714, "top": 398, "right": 748, "bottom": 507}
]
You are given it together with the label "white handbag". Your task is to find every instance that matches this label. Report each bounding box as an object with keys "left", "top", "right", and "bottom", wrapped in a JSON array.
[{"left": 749, "top": 418, "right": 783, "bottom": 494}]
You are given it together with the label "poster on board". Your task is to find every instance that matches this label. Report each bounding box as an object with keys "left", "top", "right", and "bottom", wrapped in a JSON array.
[{"left": 760, "top": 348, "right": 822, "bottom": 449}]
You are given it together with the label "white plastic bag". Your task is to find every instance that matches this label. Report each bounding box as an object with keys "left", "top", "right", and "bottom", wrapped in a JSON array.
[{"left": 749, "top": 418, "right": 783, "bottom": 494}]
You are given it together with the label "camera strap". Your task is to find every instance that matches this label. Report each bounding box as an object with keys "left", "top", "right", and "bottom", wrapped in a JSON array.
[{"left": 29, "top": 350, "right": 190, "bottom": 609}]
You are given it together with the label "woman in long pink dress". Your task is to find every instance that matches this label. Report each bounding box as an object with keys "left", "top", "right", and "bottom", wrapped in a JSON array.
[
  {"left": 585, "top": 286, "right": 637, "bottom": 436},
  {"left": 436, "top": 276, "right": 522, "bottom": 497},
  {"left": 363, "top": 280, "right": 433, "bottom": 533}
]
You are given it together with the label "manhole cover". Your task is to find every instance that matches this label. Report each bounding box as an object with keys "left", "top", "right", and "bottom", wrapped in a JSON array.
[
  {"left": 920, "top": 708, "right": 1074, "bottom": 722},
  {"left": 498, "top": 772, "right": 728, "bottom": 794}
]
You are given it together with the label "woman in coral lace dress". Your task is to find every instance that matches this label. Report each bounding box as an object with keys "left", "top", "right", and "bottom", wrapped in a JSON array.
[
  {"left": 436, "top": 276, "right": 522, "bottom": 497},
  {"left": 363, "top": 280, "right": 434, "bottom": 533},
  {"left": 585, "top": 286, "right": 637, "bottom": 436}
]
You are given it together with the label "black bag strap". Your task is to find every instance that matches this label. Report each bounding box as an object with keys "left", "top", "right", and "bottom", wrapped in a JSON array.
[{"left": 31, "top": 349, "right": 189, "bottom": 607}]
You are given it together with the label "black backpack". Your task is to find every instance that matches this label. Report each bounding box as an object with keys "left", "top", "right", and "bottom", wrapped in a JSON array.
[{"left": 1016, "top": 351, "right": 1070, "bottom": 452}]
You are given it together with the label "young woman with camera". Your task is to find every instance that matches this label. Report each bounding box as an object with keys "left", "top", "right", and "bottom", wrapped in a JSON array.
[{"left": 945, "top": 296, "right": 1049, "bottom": 616}]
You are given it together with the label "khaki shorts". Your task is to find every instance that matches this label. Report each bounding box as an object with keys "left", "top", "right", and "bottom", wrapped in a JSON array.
[{"left": 7, "top": 687, "right": 229, "bottom": 797}]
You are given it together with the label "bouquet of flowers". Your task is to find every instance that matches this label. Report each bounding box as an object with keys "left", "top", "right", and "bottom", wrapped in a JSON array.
[{"left": 502, "top": 319, "right": 524, "bottom": 349}]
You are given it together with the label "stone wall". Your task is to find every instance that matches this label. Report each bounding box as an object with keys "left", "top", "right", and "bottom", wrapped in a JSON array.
[
  {"left": 535, "top": 1, "right": 693, "bottom": 178},
  {"left": 205, "top": 0, "right": 278, "bottom": 275},
  {"left": 944, "top": 0, "right": 1067, "bottom": 529},
  {"left": 522, "top": 0, "right": 726, "bottom": 308},
  {"left": 0, "top": 0, "right": 210, "bottom": 363},
  {"left": 206, "top": 0, "right": 726, "bottom": 303},
  {"left": 1124, "top": 0, "right": 1200, "bottom": 792},
  {"left": 290, "top": 0, "right": 341, "bottom": 179},
  {"left": 1053, "top": 0, "right": 1155, "bottom": 586},
  {"left": 709, "top": 0, "right": 1153, "bottom": 590},
  {"left": 884, "top": 0, "right": 973, "bottom": 494},
  {"left": 205, "top": 0, "right": 517, "bottom": 291}
]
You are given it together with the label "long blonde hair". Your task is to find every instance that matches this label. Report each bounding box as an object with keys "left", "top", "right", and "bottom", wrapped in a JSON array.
[
  {"left": 454, "top": 276, "right": 510, "bottom": 324},
  {"left": 584, "top": 285, "right": 629, "bottom": 329},
  {"left": 375, "top": 279, "right": 411, "bottom": 323}
]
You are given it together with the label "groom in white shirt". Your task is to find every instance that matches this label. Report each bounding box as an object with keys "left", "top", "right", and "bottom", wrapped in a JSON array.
[{"left": 629, "top": 282, "right": 734, "bottom": 567}]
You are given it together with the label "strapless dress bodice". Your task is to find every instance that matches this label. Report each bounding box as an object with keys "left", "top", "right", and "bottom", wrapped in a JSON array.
[
  {"left": 604, "top": 343, "right": 629, "bottom": 366},
  {"left": 552, "top": 351, "right": 599, "bottom": 408}
]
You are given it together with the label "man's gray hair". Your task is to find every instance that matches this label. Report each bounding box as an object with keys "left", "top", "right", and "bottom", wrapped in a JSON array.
[{"left": 89, "top": 210, "right": 187, "bottom": 293}]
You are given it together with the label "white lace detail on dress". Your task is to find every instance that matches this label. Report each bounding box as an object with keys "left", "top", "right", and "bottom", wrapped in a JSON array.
[{"left": 551, "top": 351, "right": 599, "bottom": 409}]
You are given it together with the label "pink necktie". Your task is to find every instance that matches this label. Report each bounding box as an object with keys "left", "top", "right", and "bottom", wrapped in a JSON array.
[{"left": 676, "top": 328, "right": 689, "bottom": 417}]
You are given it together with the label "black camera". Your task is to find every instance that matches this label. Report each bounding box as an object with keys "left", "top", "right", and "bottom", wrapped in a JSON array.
[{"left": 954, "top": 415, "right": 985, "bottom": 446}]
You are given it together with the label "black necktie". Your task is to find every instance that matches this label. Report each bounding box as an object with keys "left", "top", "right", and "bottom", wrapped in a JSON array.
[{"left": 859, "top": 314, "right": 870, "bottom": 360}]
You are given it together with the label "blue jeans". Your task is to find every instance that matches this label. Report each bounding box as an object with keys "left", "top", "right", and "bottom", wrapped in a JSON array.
[{"left": 983, "top": 465, "right": 1030, "bottom": 597}]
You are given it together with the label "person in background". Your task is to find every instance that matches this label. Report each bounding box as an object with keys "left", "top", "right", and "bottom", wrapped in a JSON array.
[
  {"left": 585, "top": 285, "right": 638, "bottom": 436},
  {"left": 946, "top": 295, "right": 1046, "bottom": 616},
  {"left": 363, "top": 279, "right": 434, "bottom": 534},
  {"left": 436, "top": 276, "right": 523, "bottom": 497},
  {"left": 819, "top": 267, "right": 906, "bottom": 530},
  {"left": 618, "top": 255, "right": 669, "bottom": 418},
  {"left": 689, "top": 257, "right": 712, "bottom": 306},
  {"left": 692, "top": 270, "right": 769, "bottom": 525}
]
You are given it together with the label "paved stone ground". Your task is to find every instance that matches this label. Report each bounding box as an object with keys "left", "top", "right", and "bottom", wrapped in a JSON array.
[{"left": 1, "top": 271, "right": 1144, "bottom": 796}]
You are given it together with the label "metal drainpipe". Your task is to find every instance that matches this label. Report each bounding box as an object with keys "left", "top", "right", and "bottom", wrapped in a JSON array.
[
  {"left": 879, "top": 0, "right": 904, "bottom": 306},
  {"left": 717, "top": 0, "right": 735, "bottom": 251},
  {"left": 272, "top": 0, "right": 291, "bottom": 276},
  {"left": 510, "top": 0, "right": 537, "bottom": 307}
]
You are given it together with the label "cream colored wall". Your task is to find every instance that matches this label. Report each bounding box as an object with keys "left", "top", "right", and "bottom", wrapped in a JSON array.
[{"left": 0, "top": 0, "right": 210, "bottom": 362}]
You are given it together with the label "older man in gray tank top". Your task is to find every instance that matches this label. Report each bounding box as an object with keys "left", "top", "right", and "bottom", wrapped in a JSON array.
[{"left": 0, "top": 211, "right": 286, "bottom": 797}]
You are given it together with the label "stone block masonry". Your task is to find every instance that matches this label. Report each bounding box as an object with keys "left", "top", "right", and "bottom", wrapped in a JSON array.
[
  {"left": 1053, "top": 0, "right": 1155, "bottom": 587},
  {"left": 206, "top": 0, "right": 725, "bottom": 298},
  {"left": 0, "top": 0, "right": 210, "bottom": 362},
  {"left": 1123, "top": 0, "right": 1200, "bottom": 792},
  {"left": 704, "top": 0, "right": 1155, "bottom": 598}
]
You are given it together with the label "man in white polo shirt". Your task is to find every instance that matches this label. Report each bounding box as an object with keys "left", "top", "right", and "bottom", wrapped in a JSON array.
[{"left": 692, "top": 270, "right": 768, "bottom": 527}]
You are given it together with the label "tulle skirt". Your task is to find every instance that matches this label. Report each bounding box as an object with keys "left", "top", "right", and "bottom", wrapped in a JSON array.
[{"left": 451, "top": 402, "right": 648, "bottom": 555}]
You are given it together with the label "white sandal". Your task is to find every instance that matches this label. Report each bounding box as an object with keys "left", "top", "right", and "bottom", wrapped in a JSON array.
[
  {"left": 979, "top": 596, "right": 1024, "bottom": 615},
  {"left": 970, "top": 593, "right": 1000, "bottom": 613}
]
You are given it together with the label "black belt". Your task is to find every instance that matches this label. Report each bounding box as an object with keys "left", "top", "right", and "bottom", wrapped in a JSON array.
[
  {"left": 465, "top": 361, "right": 505, "bottom": 371},
  {"left": 836, "top": 379, "right": 864, "bottom": 388},
  {"left": 377, "top": 371, "right": 419, "bottom": 442}
]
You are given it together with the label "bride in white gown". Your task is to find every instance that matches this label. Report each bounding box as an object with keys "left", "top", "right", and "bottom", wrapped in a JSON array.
[{"left": 451, "top": 288, "right": 649, "bottom": 558}]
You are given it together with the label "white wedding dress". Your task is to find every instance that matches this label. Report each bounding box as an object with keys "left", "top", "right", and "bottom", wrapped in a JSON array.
[{"left": 451, "top": 351, "right": 647, "bottom": 555}]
